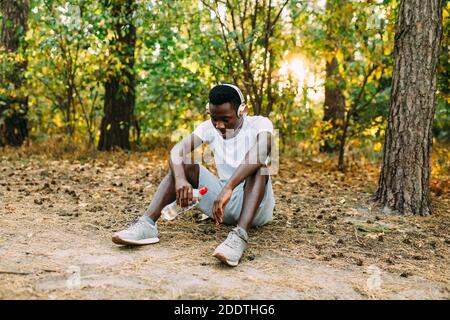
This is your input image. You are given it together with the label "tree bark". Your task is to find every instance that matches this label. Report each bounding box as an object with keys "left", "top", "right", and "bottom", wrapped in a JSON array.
[
  {"left": 0, "top": 0, "right": 29, "bottom": 147},
  {"left": 322, "top": 56, "right": 345, "bottom": 153},
  {"left": 321, "top": 0, "right": 346, "bottom": 153},
  {"left": 98, "top": 0, "right": 136, "bottom": 151},
  {"left": 376, "top": 0, "right": 444, "bottom": 215}
]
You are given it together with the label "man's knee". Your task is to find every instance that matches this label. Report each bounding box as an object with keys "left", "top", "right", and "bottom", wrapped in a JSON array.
[
  {"left": 182, "top": 163, "right": 199, "bottom": 177},
  {"left": 167, "top": 161, "right": 198, "bottom": 175},
  {"left": 245, "top": 166, "right": 269, "bottom": 185},
  {"left": 167, "top": 163, "right": 199, "bottom": 187},
  {"left": 182, "top": 163, "right": 199, "bottom": 187},
  {"left": 182, "top": 162, "right": 199, "bottom": 171}
]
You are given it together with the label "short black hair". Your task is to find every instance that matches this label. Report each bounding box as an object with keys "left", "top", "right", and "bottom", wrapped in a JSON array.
[{"left": 209, "top": 84, "right": 241, "bottom": 110}]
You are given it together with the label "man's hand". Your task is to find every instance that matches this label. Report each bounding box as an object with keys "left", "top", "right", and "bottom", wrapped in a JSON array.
[
  {"left": 175, "top": 178, "right": 193, "bottom": 208},
  {"left": 169, "top": 133, "right": 203, "bottom": 208},
  {"left": 213, "top": 185, "right": 233, "bottom": 225}
]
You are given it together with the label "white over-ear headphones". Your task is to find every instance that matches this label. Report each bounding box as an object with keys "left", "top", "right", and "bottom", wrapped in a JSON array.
[{"left": 221, "top": 83, "right": 247, "bottom": 118}]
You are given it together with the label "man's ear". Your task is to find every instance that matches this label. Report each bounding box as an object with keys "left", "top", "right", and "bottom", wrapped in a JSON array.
[{"left": 205, "top": 103, "right": 210, "bottom": 115}]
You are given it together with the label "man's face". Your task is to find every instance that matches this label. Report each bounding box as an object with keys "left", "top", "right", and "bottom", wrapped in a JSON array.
[{"left": 209, "top": 102, "right": 240, "bottom": 137}]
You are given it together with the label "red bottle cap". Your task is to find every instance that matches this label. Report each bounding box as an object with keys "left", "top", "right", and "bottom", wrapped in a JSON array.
[{"left": 199, "top": 187, "right": 208, "bottom": 195}]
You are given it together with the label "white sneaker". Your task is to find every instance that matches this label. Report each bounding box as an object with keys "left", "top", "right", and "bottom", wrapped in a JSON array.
[
  {"left": 112, "top": 216, "right": 159, "bottom": 245},
  {"left": 213, "top": 226, "right": 248, "bottom": 267}
]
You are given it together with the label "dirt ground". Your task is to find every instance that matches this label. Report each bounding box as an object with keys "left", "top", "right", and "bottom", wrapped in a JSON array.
[{"left": 0, "top": 149, "right": 449, "bottom": 300}]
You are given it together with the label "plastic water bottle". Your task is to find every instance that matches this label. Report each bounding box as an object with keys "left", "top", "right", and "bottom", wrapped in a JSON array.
[{"left": 162, "top": 186, "right": 208, "bottom": 221}]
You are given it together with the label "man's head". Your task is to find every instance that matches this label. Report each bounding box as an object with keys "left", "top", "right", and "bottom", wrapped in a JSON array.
[{"left": 208, "top": 84, "right": 247, "bottom": 137}]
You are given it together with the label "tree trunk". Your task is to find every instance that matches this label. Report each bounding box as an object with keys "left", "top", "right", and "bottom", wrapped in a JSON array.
[
  {"left": 321, "top": 0, "right": 346, "bottom": 153},
  {"left": 376, "top": 0, "right": 444, "bottom": 215},
  {"left": 98, "top": 0, "right": 136, "bottom": 151},
  {"left": 0, "top": 0, "right": 28, "bottom": 147},
  {"left": 322, "top": 57, "right": 345, "bottom": 153}
]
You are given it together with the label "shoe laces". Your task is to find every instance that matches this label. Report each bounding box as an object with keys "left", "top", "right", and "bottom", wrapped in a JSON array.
[
  {"left": 128, "top": 217, "right": 147, "bottom": 233},
  {"left": 226, "top": 230, "right": 245, "bottom": 249}
]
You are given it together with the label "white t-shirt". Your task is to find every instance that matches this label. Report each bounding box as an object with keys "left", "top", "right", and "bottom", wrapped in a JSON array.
[{"left": 193, "top": 116, "right": 274, "bottom": 180}]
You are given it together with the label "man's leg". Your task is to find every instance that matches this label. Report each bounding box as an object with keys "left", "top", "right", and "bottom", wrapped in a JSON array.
[
  {"left": 112, "top": 163, "right": 199, "bottom": 245},
  {"left": 213, "top": 167, "right": 269, "bottom": 266},
  {"left": 143, "top": 163, "right": 199, "bottom": 222},
  {"left": 237, "top": 167, "right": 269, "bottom": 231}
]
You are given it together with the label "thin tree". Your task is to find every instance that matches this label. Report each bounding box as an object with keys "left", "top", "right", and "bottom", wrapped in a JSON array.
[
  {"left": 376, "top": 0, "right": 445, "bottom": 215},
  {"left": 98, "top": 0, "right": 136, "bottom": 151},
  {"left": 0, "top": 0, "right": 29, "bottom": 146},
  {"left": 201, "top": 0, "right": 290, "bottom": 116},
  {"left": 321, "top": 0, "right": 346, "bottom": 153}
]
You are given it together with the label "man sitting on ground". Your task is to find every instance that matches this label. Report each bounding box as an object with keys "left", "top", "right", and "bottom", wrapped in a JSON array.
[{"left": 112, "top": 84, "right": 275, "bottom": 267}]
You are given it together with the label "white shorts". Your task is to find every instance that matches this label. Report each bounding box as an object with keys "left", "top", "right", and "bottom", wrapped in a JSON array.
[{"left": 196, "top": 165, "right": 275, "bottom": 227}]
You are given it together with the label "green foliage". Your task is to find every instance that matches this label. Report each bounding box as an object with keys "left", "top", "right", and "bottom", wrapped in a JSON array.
[
  {"left": 297, "top": 1, "right": 396, "bottom": 155},
  {"left": 134, "top": 1, "right": 210, "bottom": 141},
  {"left": 25, "top": 0, "right": 106, "bottom": 143},
  {"left": 433, "top": 4, "right": 449, "bottom": 141},
  {"left": 0, "top": 0, "right": 447, "bottom": 154}
]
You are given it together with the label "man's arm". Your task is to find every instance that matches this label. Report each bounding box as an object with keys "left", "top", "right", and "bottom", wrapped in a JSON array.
[
  {"left": 227, "top": 131, "right": 272, "bottom": 190},
  {"left": 213, "top": 131, "right": 272, "bottom": 223},
  {"left": 169, "top": 133, "right": 203, "bottom": 207}
]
